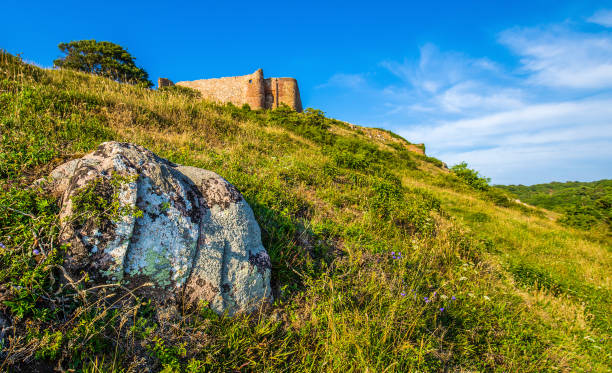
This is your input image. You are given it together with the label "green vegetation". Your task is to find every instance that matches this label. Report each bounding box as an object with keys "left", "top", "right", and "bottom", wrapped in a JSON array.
[
  {"left": 0, "top": 50, "right": 610, "bottom": 372},
  {"left": 53, "top": 40, "right": 153, "bottom": 88},
  {"left": 70, "top": 173, "right": 143, "bottom": 227},
  {"left": 451, "top": 162, "right": 491, "bottom": 191},
  {"left": 499, "top": 180, "right": 612, "bottom": 231}
]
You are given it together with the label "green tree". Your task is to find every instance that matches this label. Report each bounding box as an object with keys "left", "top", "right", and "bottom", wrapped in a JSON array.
[{"left": 53, "top": 40, "right": 152, "bottom": 87}]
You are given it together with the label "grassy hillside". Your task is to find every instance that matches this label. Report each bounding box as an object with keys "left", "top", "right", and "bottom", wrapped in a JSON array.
[
  {"left": 498, "top": 180, "right": 612, "bottom": 231},
  {"left": 0, "top": 51, "right": 610, "bottom": 372}
]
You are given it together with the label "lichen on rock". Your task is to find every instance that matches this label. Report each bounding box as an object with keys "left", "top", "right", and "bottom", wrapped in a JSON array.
[{"left": 38, "top": 142, "right": 272, "bottom": 315}]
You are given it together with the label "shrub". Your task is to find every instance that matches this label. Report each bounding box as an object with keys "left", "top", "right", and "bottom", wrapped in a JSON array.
[
  {"left": 558, "top": 205, "right": 601, "bottom": 230},
  {"left": 415, "top": 153, "right": 446, "bottom": 168},
  {"left": 268, "top": 105, "right": 336, "bottom": 145},
  {"left": 451, "top": 162, "right": 490, "bottom": 191},
  {"left": 303, "top": 108, "right": 329, "bottom": 128}
]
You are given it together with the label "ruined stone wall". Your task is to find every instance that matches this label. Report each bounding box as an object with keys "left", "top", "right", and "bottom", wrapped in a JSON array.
[
  {"left": 158, "top": 77, "right": 174, "bottom": 88},
  {"left": 175, "top": 70, "right": 265, "bottom": 109},
  {"left": 167, "top": 69, "right": 303, "bottom": 112}
]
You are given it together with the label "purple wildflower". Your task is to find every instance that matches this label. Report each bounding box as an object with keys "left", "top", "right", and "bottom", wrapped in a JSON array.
[
  {"left": 33, "top": 249, "right": 40, "bottom": 255},
  {"left": 439, "top": 307, "right": 444, "bottom": 312},
  {"left": 451, "top": 296, "right": 456, "bottom": 300},
  {"left": 391, "top": 251, "right": 395, "bottom": 256},
  {"left": 400, "top": 292, "right": 406, "bottom": 296},
  {"left": 0, "top": 242, "right": 5, "bottom": 249}
]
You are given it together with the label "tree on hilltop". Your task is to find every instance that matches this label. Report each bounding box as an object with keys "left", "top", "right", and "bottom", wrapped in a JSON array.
[{"left": 53, "top": 40, "right": 152, "bottom": 87}]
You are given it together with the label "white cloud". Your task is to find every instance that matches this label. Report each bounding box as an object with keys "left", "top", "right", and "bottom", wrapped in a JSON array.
[
  {"left": 499, "top": 26, "right": 612, "bottom": 89},
  {"left": 436, "top": 81, "right": 524, "bottom": 113},
  {"left": 378, "top": 44, "right": 521, "bottom": 117},
  {"left": 436, "top": 138, "right": 612, "bottom": 185},
  {"left": 588, "top": 9, "right": 612, "bottom": 27},
  {"left": 381, "top": 44, "right": 503, "bottom": 94},
  {"left": 403, "top": 97, "right": 612, "bottom": 149}
]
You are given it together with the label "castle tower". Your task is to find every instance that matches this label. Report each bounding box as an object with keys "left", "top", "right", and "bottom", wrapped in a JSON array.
[
  {"left": 264, "top": 77, "right": 302, "bottom": 111},
  {"left": 245, "top": 69, "right": 265, "bottom": 110}
]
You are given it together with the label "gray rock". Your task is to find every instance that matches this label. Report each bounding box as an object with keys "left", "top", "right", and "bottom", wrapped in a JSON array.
[{"left": 40, "top": 142, "right": 272, "bottom": 315}]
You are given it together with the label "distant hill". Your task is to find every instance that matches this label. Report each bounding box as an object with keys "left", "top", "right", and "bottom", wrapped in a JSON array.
[{"left": 498, "top": 180, "right": 612, "bottom": 230}]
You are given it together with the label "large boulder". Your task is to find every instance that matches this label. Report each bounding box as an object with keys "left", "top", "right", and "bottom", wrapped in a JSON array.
[{"left": 39, "top": 142, "right": 272, "bottom": 315}]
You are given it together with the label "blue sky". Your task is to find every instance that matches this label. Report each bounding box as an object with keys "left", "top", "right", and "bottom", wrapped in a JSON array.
[{"left": 2, "top": 0, "right": 611, "bottom": 184}]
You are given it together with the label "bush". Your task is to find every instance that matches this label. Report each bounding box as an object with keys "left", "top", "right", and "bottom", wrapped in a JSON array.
[
  {"left": 268, "top": 105, "right": 336, "bottom": 145},
  {"left": 415, "top": 153, "right": 446, "bottom": 168},
  {"left": 451, "top": 162, "right": 490, "bottom": 191},
  {"left": 559, "top": 205, "right": 601, "bottom": 230}
]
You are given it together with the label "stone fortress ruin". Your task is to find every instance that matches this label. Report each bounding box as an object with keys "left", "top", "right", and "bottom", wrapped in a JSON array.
[{"left": 159, "top": 69, "right": 302, "bottom": 112}]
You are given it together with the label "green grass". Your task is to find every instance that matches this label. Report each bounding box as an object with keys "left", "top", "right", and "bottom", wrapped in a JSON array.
[{"left": 0, "top": 51, "right": 610, "bottom": 372}]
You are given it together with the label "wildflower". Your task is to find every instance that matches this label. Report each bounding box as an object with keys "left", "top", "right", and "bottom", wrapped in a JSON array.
[
  {"left": 400, "top": 292, "right": 406, "bottom": 296},
  {"left": 483, "top": 295, "right": 491, "bottom": 301},
  {"left": 391, "top": 251, "right": 395, "bottom": 256},
  {"left": 440, "top": 294, "right": 448, "bottom": 300},
  {"left": 439, "top": 307, "right": 444, "bottom": 312},
  {"left": 451, "top": 296, "right": 456, "bottom": 300},
  {"left": 33, "top": 249, "right": 40, "bottom": 255},
  {"left": 0, "top": 242, "right": 5, "bottom": 249},
  {"left": 433, "top": 291, "right": 437, "bottom": 297}
]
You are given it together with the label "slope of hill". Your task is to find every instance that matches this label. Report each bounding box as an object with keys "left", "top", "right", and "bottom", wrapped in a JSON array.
[
  {"left": 0, "top": 51, "right": 610, "bottom": 372},
  {"left": 498, "top": 180, "right": 612, "bottom": 231}
]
